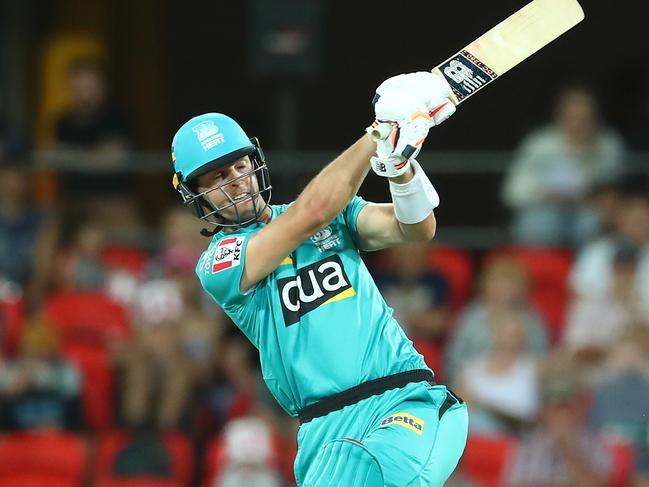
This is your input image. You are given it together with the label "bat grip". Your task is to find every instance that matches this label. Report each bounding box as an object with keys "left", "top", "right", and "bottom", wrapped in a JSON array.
[{"left": 369, "top": 122, "right": 393, "bottom": 140}]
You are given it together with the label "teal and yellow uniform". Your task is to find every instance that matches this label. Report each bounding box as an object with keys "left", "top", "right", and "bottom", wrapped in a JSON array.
[{"left": 198, "top": 196, "right": 468, "bottom": 486}]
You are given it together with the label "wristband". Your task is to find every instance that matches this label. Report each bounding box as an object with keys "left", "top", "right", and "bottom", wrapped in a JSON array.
[{"left": 389, "top": 159, "right": 439, "bottom": 224}]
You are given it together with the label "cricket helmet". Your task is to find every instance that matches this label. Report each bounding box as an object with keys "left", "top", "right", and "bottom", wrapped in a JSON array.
[{"left": 171, "top": 113, "right": 271, "bottom": 232}]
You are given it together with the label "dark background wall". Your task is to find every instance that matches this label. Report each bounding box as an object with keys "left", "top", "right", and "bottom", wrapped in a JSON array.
[{"left": 162, "top": 0, "right": 649, "bottom": 150}]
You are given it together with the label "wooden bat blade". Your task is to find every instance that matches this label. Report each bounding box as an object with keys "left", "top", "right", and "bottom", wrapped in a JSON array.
[{"left": 435, "top": 0, "right": 585, "bottom": 104}]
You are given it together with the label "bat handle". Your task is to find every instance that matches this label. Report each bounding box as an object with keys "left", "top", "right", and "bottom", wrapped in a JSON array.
[
  {"left": 431, "top": 68, "right": 459, "bottom": 106},
  {"left": 369, "top": 122, "right": 393, "bottom": 140}
]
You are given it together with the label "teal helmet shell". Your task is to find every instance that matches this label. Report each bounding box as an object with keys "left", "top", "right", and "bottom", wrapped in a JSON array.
[
  {"left": 172, "top": 113, "right": 255, "bottom": 182},
  {"left": 171, "top": 113, "right": 272, "bottom": 234}
]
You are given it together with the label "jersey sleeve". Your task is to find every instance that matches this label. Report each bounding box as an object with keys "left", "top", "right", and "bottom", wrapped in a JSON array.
[
  {"left": 195, "top": 234, "right": 255, "bottom": 310},
  {"left": 342, "top": 195, "right": 369, "bottom": 245}
]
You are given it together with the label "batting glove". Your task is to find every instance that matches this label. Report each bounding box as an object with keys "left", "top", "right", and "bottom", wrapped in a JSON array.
[
  {"left": 367, "top": 113, "right": 430, "bottom": 178},
  {"left": 366, "top": 72, "right": 456, "bottom": 178},
  {"left": 374, "top": 71, "right": 456, "bottom": 124}
]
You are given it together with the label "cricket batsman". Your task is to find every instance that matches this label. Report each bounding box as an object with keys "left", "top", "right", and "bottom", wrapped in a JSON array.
[{"left": 171, "top": 72, "right": 469, "bottom": 486}]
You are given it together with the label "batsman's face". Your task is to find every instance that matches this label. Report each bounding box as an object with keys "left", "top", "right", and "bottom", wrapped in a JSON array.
[{"left": 196, "top": 156, "right": 261, "bottom": 222}]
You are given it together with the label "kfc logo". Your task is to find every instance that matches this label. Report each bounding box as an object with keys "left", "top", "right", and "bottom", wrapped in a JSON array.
[{"left": 212, "top": 236, "right": 245, "bottom": 273}]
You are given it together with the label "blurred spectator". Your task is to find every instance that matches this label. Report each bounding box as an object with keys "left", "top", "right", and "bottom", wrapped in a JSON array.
[
  {"left": 202, "top": 334, "right": 269, "bottom": 434},
  {"left": 211, "top": 416, "right": 284, "bottom": 487},
  {"left": 564, "top": 243, "right": 649, "bottom": 366},
  {"left": 503, "top": 85, "right": 626, "bottom": 246},
  {"left": 0, "top": 95, "right": 28, "bottom": 162},
  {"left": 53, "top": 59, "right": 130, "bottom": 163},
  {"left": 46, "top": 59, "right": 132, "bottom": 201},
  {"left": 445, "top": 256, "right": 548, "bottom": 383},
  {"left": 88, "top": 195, "right": 147, "bottom": 247},
  {"left": 120, "top": 273, "right": 194, "bottom": 430},
  {"left": 570, "top": 178, "right": 649, "bottom": 306},
  {"left": 588, "top": 178, "right": 625, "bottom": 239},
  {"left": 444, "top": 469, "right": 480, "bottom": 487},
  {"left": 112, "top": 430, "right": 174, "bottom": 479},
  {"left": 0, "top": 317, "right": 83, "bottom": 430},
  {"left": 454, "top": 308, "right": 539, "bottom": 435},
  {"left": 377, "top": 242, "right": 451, "bottom": 339},
  {"left": 53, "top": 219, "right": 107, "bottom": 291},
  {"left": 119, "top": 210, "right": 216, "bottom": 431},
  {"left": 504, "top": 353, "right": 612, "bottom": 487},
  {"left": 590, "top": 327, "right": 649, "bottom": 483},
  {"left": 0, "top": 166, "right": 58, "bottom": 307},
  {"left": 120, "top": 303, "right": 194, "bottom": 430},
  {"left": 375, "top": 243, "right": 451, "bottom": 373}
]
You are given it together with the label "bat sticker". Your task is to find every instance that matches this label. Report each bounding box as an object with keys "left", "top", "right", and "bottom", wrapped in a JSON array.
[{"left": 439, "top": 50, "right": 499, "bottom": 102}]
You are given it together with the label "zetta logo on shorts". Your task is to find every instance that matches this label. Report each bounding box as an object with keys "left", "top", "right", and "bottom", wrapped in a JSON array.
[
  {"left": 277, "top": 255, "right": 355, "bottom": 326},
  {"left": 379, "top": 412, "right": 424, "bottom": 435},
  {"left": 212, "top": 236, "right": 245, "bottom": 273}
]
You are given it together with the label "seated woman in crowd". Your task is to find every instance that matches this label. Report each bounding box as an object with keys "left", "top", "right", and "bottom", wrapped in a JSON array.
[
  {"left": 0, "top": 318, "right": 83, "bottom": 430},
  {"left": 445, "top": 255, "right": 548, "bottom": 384},
  {"left": 454, "top": 308, "right": 540, "bottom": 435}
]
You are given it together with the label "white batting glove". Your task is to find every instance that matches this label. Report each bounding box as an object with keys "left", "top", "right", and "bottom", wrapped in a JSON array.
[
  {"left": 374, "top": 72, "right": 456, "bottom": 125},
  {"left": 367, "top": 114, "right": 429, "bottom": 178},
  {"left": 366, "top": 72, "right": 456, "bottom": 178}
]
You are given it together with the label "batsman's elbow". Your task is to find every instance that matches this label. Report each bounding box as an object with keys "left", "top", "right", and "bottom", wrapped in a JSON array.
[{"left": 400, "top": 213, "right": 437, "bottom": 242}]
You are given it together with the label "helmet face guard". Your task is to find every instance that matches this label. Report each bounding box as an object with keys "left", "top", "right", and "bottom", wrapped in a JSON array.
[{"left": 173, "top": 137, "right": 272, "bottom": 230}]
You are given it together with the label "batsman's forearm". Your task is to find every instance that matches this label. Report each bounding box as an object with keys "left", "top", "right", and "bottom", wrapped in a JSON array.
[{"left": 296, "top": 134, "right": 374, "bottom": 226}]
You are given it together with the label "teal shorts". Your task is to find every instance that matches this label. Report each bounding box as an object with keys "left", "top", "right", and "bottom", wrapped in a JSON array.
[{"left": 294, "top": 382, "right": 469, "bottom": 487}]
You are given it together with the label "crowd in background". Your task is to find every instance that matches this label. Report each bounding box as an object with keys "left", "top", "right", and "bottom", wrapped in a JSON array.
[{"left": 0, "top": 60, "right": 648, "bottom": 487}]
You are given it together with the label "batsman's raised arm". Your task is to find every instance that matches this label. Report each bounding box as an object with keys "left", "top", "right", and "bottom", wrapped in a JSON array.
[
  {"left": 356, "top": 72, "right": 456, "bottom": 251},
  {"left": 241, "top": 134, "right": 375, "bottom": 291}
]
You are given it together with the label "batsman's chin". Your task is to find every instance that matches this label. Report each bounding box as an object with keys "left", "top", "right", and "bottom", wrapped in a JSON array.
[{"left": 222, "top": 199, "right": 257, "bottom": 222}]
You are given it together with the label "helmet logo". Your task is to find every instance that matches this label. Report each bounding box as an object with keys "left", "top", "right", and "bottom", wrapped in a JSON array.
[{"left": 192, "top": 120, "right": 225, "bottom": 151}]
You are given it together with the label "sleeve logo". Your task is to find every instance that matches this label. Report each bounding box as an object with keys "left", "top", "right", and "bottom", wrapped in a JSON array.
[
  {"left": 379, "top": 412, "right": 424, "bottom": 435},
  {"left": 212, "top": 236, "right": 245, "bottom": 273}
]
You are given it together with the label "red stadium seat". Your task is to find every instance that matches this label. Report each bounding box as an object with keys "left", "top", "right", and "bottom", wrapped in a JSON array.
[
  {"left": 95, "top": 478, "right": 181, "bottom": 487},
  {"left": 487, "top": 247, "right": 573, "bottom": 343},
  {"left": 0, "top": 432, "right": 87, "bottom": 487},
  {"left": 63, "top": 343, "right": 115, "bottom": 430},
  {"left": 606, "top": 437, "right": 635, "bottom": 487},
  {"left": 0, "top": 474, "right": 79, "bottom": 487},
  {"left": 44, "top": 291, "right": 130, "bottom": 346},
  {"left": 96, "top": 431, "right": 193, "bottom": 487},
  {"left": 0, "top": 294, "right": 25, "bottom": 357},
  {"left": 102, "top": 246, "right": 148, "bottom": 277},
  {"left": 428, "top": 245, "right": 474, "bottom": 313},
  {"left": 461, "top": 434, "right": 518, "bottom": 487},
  {"left": 412, "top": 338, "right": 444, "bottom": 381}
]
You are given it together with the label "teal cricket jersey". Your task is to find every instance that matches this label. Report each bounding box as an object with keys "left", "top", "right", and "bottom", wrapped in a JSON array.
[{"left": 196, "top": 196, "right": 431, "bottom": 416}]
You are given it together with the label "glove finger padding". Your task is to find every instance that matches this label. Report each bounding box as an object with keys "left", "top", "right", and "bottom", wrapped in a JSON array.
[
  {"left": 368, "top": 117, "right": 430, "bottom": 178},
  {"left": 369, "top": 122, "right": 410, "bottom": 178}
]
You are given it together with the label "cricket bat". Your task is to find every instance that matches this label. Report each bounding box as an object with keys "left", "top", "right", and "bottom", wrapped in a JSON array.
[{"left": 372, "top": 0, "right": 584, "bottom": 137}]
